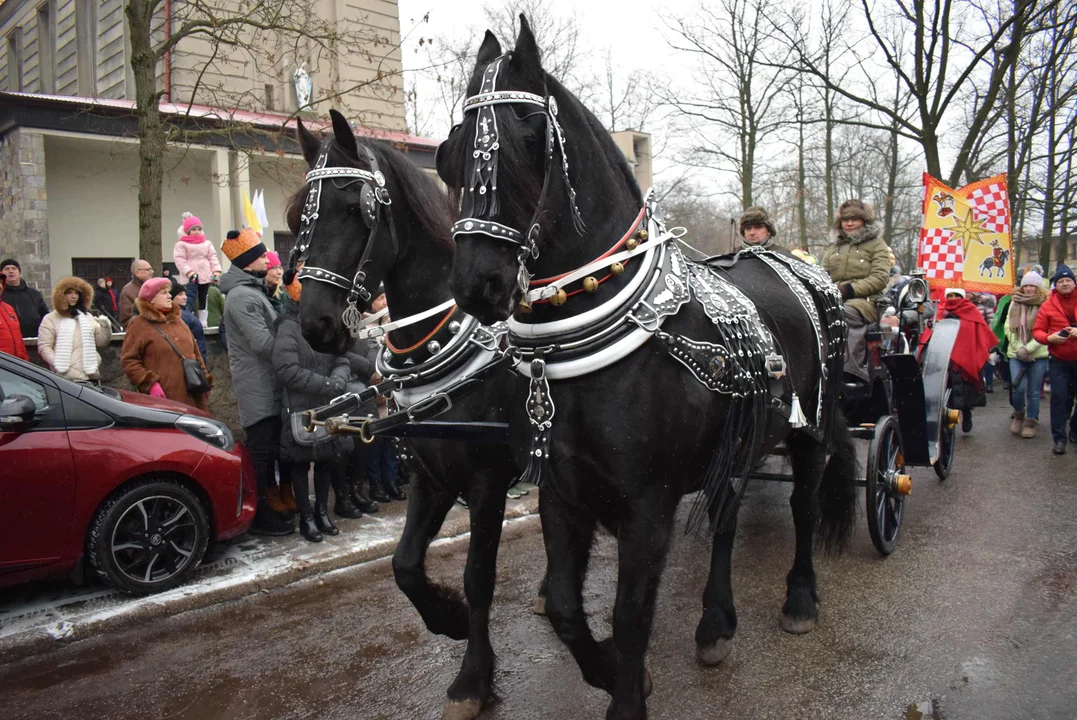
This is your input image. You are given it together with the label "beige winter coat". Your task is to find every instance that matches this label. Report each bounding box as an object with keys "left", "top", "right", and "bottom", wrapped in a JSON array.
[{"left": 36, "top": 277, "right": 113, "bottom": 381}]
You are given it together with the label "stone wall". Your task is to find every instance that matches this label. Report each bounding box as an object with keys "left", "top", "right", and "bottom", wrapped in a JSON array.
[
  {"left": 0, "top": 128, "right": 52, "bottom": 293},
  {"left": 26, "top": 330, "right": 243, "bottom": 439}
]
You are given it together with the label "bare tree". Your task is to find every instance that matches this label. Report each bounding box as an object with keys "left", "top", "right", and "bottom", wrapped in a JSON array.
[
  {"left": 664, "top": 0, "right": 793, "bottom": 208},
  {"left": 772, "top": 0, "right": 1059, "bottom": 187},
  {"left": 125, "top": 0, "right": 398, "bottom": 264}
]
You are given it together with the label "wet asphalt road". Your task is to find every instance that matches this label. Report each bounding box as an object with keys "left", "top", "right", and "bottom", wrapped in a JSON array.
[{"left": 2, "top": 395, "right": 1075, "bottom": 720}]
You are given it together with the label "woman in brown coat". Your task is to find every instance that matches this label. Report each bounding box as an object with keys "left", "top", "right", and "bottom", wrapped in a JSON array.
[{"left": 121, "top": 277, "right": 213, "bottom": 411}]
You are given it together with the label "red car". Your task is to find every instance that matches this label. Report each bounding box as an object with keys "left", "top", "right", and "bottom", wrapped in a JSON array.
[{"left": 0, "top": 352, "right": 255, "bottom": 594}]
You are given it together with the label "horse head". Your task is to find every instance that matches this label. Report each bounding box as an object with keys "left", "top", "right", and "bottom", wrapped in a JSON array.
[
  {"left": 288, "top": 110, "right": 453, "bottom": 354},
  {"left": 437, "top": 15, "right": 639, "bottom": 324}
]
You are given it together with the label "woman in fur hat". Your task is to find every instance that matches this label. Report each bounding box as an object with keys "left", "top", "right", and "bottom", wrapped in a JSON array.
[
  {"left": 822, "top": 199, "right": 892, "bottom": 380},
  {"left": 120, "top": 277, "right": 212, "bottom": 411},
  {"left": 36, "top": 277, "right": 113, "bottom": 382},
  {"left": 173, "top": 212, "right": 222, "bottom": 327}
]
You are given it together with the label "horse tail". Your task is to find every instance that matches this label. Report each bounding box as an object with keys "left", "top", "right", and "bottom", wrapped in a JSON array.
[{"left": 816, "top": 410, "right": 858, "bottom": 555}]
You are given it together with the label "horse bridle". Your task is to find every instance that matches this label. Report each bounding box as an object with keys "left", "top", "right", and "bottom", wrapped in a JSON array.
[
  {"left": 293, "top": 143, "right": 394, "bottom": 334},
  {"left": 439, "top": 54, "right": 584, "bottom": 293}
]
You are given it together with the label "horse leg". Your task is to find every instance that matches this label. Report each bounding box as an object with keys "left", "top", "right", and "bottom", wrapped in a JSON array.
[
  {"left": 694, "top": 513, "right": 738, "bottom": 666},
  {"left": 606, "top": 505, "right": 676, "bottom": 720},
  {"left": 443, "top": 472, "right": 509, "bottom": 720},
  {"left": 392, "top": 475, "right": 469, "bottom": 640},
  {"left": 540, "top": 489, "right": 616, "bottom": 694},
  {"left": 781, "top": 432, "right": 825, "bottom": 633}
]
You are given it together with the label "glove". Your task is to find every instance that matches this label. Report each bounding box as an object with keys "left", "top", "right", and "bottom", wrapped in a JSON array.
[
  {"left": 149, "top": 382, "right": 166, "bottom": 398},
  {"left": 1015, "top": 347, "right": 1031, "bottom": 363},
  {"left": 327, "top": 376, "right": 347, "bottom": 395},
  {"left": 840, "top": 283, "right": 855, "bottom": 301}
]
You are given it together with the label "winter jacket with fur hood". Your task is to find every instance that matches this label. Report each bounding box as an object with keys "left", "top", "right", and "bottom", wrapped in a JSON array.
[
  {"left": 121, "top": 299, "right": 212, "bottom": 411},
  {"left": 37, "top": 277, "right": 112, "bottom": 381},
  {"left": 219, "top": 263, "right": 280, "bottom": 426},
  {"left": 0, "top": 297, "right": 29, "bottom": 360},
  {"left": 822, "top": 220, "right": 891, "bottom": 322}
]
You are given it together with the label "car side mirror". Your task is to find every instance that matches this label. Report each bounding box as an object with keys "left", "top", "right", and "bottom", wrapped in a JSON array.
[{"left": 0, "top": 395, "right": 38, "bottom": 432}]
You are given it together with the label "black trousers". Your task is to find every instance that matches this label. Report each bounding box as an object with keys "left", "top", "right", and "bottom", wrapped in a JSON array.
[
  {"left": 288, "top": 461, "right": 336, "bottom": 513},
  {"left": 244, "top": 416, "right": 281, "bottom": 502}
]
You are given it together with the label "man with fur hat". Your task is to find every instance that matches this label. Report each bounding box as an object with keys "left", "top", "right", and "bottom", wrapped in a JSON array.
[
  {"left": 738, "top": 206, "right": 783, "bottom": 250},
  {"left": 219, "top": 228, "right": 293, "bottom": 535},
  {"left": 36, "top": 277, "right": 113, "bottom": 381},
  {"left": 822, "top": 199, "right": 892, "bottom": 381}
]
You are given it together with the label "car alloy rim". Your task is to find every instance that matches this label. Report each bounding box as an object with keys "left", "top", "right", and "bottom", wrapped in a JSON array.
[{"left": 110, "top": 496, "right": 199, "bottom": 584}]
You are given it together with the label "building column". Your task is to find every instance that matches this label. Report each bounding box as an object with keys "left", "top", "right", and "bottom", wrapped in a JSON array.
[
  {"left": 0, "top": 129, "right": 52, "bottom": 296},
  {"left": 229, "top": 151, "right": 251, "bottom": 233},
  {"left": 208, "top": 149, "right": 232, "bottom": 251}
]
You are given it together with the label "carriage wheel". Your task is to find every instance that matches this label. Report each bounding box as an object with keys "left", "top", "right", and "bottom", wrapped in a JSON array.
[
  {"left": 934, "top": 388, "right": 956, "bottom": 481},
  {"left": 866, "top": 415, "right": 907, "bottom": 556}
]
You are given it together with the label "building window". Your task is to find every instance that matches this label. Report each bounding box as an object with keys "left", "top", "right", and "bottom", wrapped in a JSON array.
[
  {"left": 265, "top": 83, "right": 275, "bottom": 111},
  {"left": 37, "top": 3, "right": 54, "bottom": 93},
  {"left": 75, "top": 0, "right": 98, "bottom": 96},
  {"left": 7, "top": 30, "right": 22, "bottom": 92},
  {"left": 71, "top": 258, "right": 135, "bottom": 287}
]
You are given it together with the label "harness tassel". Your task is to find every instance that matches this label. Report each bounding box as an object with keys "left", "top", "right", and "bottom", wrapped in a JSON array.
[
  {"left": 788, "top": 392, "right": 808, "bottom": 429},
  {"left": 519, "top": 357, "right": 554, "bottom": 487}
]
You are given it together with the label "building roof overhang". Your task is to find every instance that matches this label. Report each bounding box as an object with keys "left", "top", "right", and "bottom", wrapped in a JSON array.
[{"left": 0, "top": 91, "right": 438, "bottom": 167}]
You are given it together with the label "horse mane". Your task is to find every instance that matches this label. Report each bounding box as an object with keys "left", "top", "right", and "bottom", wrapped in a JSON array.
[{"left": 286, "top": 137, "right": 455, "bottom": 251}]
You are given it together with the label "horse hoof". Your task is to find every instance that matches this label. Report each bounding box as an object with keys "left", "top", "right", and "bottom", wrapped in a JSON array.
[
  {"left": 696, "top": 637, "right": 733, "bottom": 666},
  {"left": 442, "top": 698, "right": 483, "bottom": 720},
  {"left": 781, "top": 615, "right": 816, "bottom": 634},
  {"left": 532, "top": 595, "right": 546, "bottom": 616}
]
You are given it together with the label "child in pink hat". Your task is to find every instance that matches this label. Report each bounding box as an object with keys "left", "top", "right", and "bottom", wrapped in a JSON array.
[{"left": 173, "top": 212, "right": 222, "bottom": 327}]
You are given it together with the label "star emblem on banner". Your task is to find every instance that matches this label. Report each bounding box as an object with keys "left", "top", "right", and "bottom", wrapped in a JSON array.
[{"left": 949, "top": 208, "right": 991, "bottom": 253}]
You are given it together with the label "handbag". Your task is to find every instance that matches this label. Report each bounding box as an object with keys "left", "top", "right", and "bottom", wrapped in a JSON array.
[
  {"left": 151, "top": 325, "right": 212, "bottom": 395},
  {"left": 285, "top": 388, "right": 332, "bottom": 447}
]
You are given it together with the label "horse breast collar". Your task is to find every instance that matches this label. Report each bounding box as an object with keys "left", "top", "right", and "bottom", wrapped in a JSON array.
[{"left": 293, "top": 144, "right": 394, "bottom": 335}]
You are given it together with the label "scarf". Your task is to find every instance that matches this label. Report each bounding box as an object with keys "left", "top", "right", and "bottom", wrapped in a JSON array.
[
  {"left": 922, "top": 297, "right": 996, "bottom": 389},
  {"left": 180, "top": 233, "right": 208, "bottom": 245},
  {"left": 54, "top": 312, "right": 99, "bottom": 375},
  {"left": 1008, "top": 288, "right": 1048, "bottom": 344}
]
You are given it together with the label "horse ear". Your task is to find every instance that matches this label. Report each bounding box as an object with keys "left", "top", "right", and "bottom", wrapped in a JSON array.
[
  {"left": 513, "top": 14, "right": 541, "bottom": 71},
  {"left": 296, "top": 117, "right": 321, "bottom": 168},
  {"left": 329, "top": 108, "right": 360, "bottom": 159},
  {"left": 477, "top": 30, "right": 502, "bottom": 65}
]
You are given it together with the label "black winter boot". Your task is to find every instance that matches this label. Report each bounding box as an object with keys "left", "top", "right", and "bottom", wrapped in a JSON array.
[
  {"left": 332, "top": 467, "right": 364, "bottom": 519},
  {"left": 250, "top": 501, "right": 295, "bottom": 536},
  {"left": 298, "top": 510, "right": 323, "bottom": 542},
  {"left": 314, "top": 502, "right": 340, "bottom": 535}
]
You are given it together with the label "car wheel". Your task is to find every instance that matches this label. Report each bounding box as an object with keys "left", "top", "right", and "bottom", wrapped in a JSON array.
[{"left": 88, "top": 478, "right": 210, "bottom": 595}]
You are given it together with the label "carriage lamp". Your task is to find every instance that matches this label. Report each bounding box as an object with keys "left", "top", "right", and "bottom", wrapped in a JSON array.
[
  {"left": 906, "top": 277, "right": 929, "bottom": 304},
  {"left": 947, "top": 409, "right": 961, "bottom": 429},
  {"left": 893, "top": 474, "right": 913, "bottom": 495}
]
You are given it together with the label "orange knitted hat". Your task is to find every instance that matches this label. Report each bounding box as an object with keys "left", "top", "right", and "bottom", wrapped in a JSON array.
[
  {"left": 284, "top": 266, "right": 302, "bottom": 303},
  {"left": 221, "top": 228, "right": 266, "bottom": 268}
]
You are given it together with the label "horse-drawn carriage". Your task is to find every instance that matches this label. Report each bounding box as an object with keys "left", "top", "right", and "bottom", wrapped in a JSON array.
[{"left": 747, "top": 270, "right": 961, "bottom": 555}]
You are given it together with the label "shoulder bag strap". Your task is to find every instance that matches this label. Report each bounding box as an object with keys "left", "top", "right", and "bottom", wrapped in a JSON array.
[{"left": 151, "top": 323, "right": 186, "bottom": 360}]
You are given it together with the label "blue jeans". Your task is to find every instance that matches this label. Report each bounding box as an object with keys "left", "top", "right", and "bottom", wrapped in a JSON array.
[
  {"left": 1048, "top": 358, "right": 1077, "bottom": 443},
  {"left": 365, "top": 437, "right": 399, "bottom": 489},
  {"left": 1008, "top": 357, "right": 1048, "bottom": 419},
  {"left": 981, "top": 361, "right": 995, "bottom": 389}
]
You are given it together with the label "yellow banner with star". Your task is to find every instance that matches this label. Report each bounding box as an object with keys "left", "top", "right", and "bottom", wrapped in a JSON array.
[{"left": 917, "top": 172, "right": 1014, "bottom": 295}]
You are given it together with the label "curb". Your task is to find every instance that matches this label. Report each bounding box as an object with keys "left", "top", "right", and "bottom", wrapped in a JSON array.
[{"left": 0, "top": 497, "right": 539, "bottom": 665}]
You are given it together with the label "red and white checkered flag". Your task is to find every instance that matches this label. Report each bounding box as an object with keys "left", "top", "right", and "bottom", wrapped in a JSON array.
[{"left": 920, "top": 227, "right": 964, "bottom": 280}]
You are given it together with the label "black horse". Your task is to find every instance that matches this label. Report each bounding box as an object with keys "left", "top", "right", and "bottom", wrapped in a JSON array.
[
  {"left": 437, "top": 18, "right": 858, "bottom": 720},
  {"left": 289, "top": 111, "right": 520, "bottom": 720}
]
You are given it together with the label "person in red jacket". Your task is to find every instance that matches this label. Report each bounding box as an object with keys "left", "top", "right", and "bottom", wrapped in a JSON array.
[
  {"left": 0, "top": 282, "right": 30, "bottom": 360},
  {"left": 1032, "top": 264, "right": 1077, "bottom": 454}
]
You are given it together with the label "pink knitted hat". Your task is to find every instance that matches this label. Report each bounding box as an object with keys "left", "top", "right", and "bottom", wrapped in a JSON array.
[
  {"left": 266, "top": 251, "right": 282, "bottom": 269},
  {"left": 182, "top": 215, "right": 203, "bottom": 235},
  {"left": 138, "top": 277, "right": 172, "bottom": 301}
]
